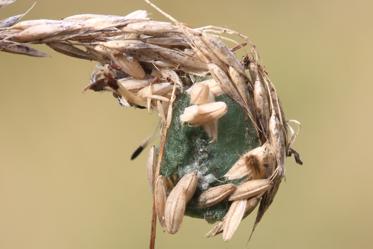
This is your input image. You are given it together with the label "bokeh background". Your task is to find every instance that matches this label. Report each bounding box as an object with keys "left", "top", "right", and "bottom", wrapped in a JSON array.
[{"left": 1, "top": 0, "right": 372, "bottom": 249}]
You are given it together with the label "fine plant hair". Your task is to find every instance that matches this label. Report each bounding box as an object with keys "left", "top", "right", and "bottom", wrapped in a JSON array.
[{"left": 0, "top": 1, "right": 302, "bottom": 248}]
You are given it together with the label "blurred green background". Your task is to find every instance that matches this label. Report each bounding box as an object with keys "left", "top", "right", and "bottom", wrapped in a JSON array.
[{"left": 1, "top": 0, "right": 372, "bottom": 248}]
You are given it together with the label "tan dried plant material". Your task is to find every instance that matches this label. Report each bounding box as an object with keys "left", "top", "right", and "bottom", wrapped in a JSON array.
[
  {"left": 180, "top": 101, "right": 227, "bottom": 126},
  {"left": 229, "top": 179, "right": 271, "bottom": 201},
  {"left": 198, "top": 183, "right": 236, "bottom": 208},
  {"left": 164, "top": 171, "right": 198, "bottom": 234},
  {"left": 154, "top": 175, "right": 167, "bottom": 228},
  {"left": 0, "top": 1, "right": 302, "bottom": 248},
  {"left": 146, "top": 146, "right": 157, "bottom": 191},
  {"left": 222, "top": 200, "right": 247, "bottom": 241}
]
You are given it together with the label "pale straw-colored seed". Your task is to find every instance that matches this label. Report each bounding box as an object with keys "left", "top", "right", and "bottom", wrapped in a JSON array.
[
  {"left": 198, "top": 183, "right": 236, "bottom": 208},
  {"left": 11, "top": 19, "right": 60, "bottom": 30},
  {"left": 191, "top": 78, "right": 223, "bottom": 97},
  {"left": 154, "top": 175, "right": 168, "bottom": 228},
  {"left": 202, "top": 33, "right": 246, "bottom": 75},
  {"left": 111, "top": 54, "right": 146, "bottom": 79},
  {"left": 12, "top": 22, "right": 80, "bottom": 42},
  {"left": 254, "top": 76, "right": 270, "bottom": 132},
  {"left": 189, "top": 84, "right": 214, "bottom": 105},
  {"left": 146, "top": 146, "right": 157, "bottom": 191},
  {"left": 164, "top": 187, "right": 187, "bottom": 234},
  {"left": 229, "top": 179, "right": 271, "bottom": 201},
  {"left": 208, "top": 63, "right": 241, "bottom": 102},
  {"left": 228, "top": 66, "right": 249, "bottom": 104},
  {"left": 180, "top": 102, "right": 227, "bottom": 125},
  {"left": 164, "top": 171, "right": 198, "bottom": 234},
  {"left": 247, "top": 62, "right": 258, "bottom": 83},
  {"left": 222, "top": 200, "right": 247, "bottom": 241},
  {"left": 177, "top": 171, "right": 199, "bottom": 202},
  {"left": 205, "top": 221, "right": 223, "bottom": 238}
]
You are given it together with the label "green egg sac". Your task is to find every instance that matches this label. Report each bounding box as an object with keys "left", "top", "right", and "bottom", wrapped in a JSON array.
[{"left": 160, "top": 92, "right": 260, "bottom": 223}]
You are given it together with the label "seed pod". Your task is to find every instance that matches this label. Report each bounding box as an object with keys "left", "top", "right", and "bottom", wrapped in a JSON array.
[
  {"left": 189, "top": 84, "right": 214, "bottom": 105},
  {"left": 254, "top": 76, "right": 270, "bottom": 133},
  {"left": 229, "top": 179, "right": 271, "bottom": 201},
  {"left": 228, "top": 66, "right": 249, "bottom": 105},
  {"left": 12, "top": 22, "right": 80, "bottom": 42},
  {"left": 248, "top": 62, "right": 258, "bottom": 84},
  {"left": 189, "top": 78, "right": 223, "bottom": 97},
  {"left": 180, "top": 102, "right": 227, "bottom": 125},
  {"left": 146, "top": 146, "right": 157, "bottom": 191},
  {"left": 177, "top": 171, "right": 199, "bottom": 202},
  {"left": 164, "top": 171, "right": 198, "bottom": 234},
  {"left": 111, "top": 54, "right": 146, "bottom": 79},
  {"left": 198, "top": 183, "right": 236, "bottom": 208},
  {"left": 208, "top": 63, "right": 241, "bottom": 103},
  {"left": 164, "top": 188, "right": 187, "bottom": 234},
  {"left": 154, "top": 175, "right": 168, "bottom": 228},
  {"left": 11, "top": 19, "right": 59, "bottom": 30},
  {"left": 222, "top": 200, "right": 247, "bottom": 241}
]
